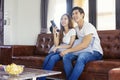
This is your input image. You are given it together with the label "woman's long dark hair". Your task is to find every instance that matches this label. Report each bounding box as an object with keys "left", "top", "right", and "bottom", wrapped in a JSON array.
[{"left": 59, "top": 13, "right": 74, "bottom": 43}]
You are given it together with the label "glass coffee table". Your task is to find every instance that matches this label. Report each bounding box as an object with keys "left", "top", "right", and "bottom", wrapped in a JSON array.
[{"left": 0, "top": 68, "right": 61, "bottom": 80}]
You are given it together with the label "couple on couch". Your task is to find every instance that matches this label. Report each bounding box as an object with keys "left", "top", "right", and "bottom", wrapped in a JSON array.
[{"left": 37, "top": 7, "right": 103, "bottom": 80}]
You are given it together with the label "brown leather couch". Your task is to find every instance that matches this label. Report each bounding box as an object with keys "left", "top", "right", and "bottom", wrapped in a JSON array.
[
  {"left": 1, "top": 30, "right": 120, "bottom": 80},
  {"left": 0, "top": 46, "right": 12, "bottom": 64}
]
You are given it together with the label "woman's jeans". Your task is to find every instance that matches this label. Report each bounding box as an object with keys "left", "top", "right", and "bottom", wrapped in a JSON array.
[
  {"left": 37, "top": 51, "right": 62, "bottom": 80},
  {"left": 63, "top": 51, "right": 102, "bottom": 80}
]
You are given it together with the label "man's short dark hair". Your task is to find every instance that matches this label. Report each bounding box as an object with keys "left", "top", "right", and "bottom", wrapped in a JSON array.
[{"left": 72, "top": 7, "right": 85, "bottom": 14}]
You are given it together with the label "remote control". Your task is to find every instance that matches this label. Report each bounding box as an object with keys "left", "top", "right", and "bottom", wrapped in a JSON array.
[{"left": 50, "top": 20, "right": 56, "bottom": 27}]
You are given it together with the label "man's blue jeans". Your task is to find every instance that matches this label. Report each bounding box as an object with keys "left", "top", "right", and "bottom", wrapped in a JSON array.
[
  {"left": 63, "top": 51, "right": 102, "bottom": 80},
  {"left": 37, "top": 51, "right": 62, "bottom": 80}
]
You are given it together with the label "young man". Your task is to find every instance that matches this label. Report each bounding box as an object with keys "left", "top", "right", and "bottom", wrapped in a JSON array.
[{"left": 60, "top": 7, "right": 103, "bottom": 80}]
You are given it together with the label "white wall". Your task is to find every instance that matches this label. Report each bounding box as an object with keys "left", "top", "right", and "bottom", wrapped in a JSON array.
[{"left": 4, "top": 0, "right": 41, "bottom": 45}]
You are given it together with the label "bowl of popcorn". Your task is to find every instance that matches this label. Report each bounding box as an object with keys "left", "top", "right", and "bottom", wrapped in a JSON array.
[{"left": 5, "top": 63, "right": 24, "bottom": 76}]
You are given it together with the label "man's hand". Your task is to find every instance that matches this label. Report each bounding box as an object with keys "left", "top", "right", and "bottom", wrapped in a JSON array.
[{"left": 60, "top": 50, "right": 69, "bottom": 57}]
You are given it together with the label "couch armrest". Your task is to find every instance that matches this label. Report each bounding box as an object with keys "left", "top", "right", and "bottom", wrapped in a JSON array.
[
  {"left": 109, "top": 67, "right": 120, "bottom": 80},
  {"left": 12, "top": 45, "right": 36, "bottom": 56},
  {"left": 0, "top": 45, "right": 12, "bottom": 64}
]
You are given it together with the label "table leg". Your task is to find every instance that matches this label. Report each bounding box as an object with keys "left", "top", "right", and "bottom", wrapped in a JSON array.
[{"left": 32, "top": 77, "right": 36, "bottom": 80}]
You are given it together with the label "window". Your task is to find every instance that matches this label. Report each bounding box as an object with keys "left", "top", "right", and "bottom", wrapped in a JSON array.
[
  {"left": 97, "top": 0, "right": 115, "bottom": 30},
  {"left": 47, "top": 0, "right": 66, "bottom": 33},
  {"left": 73, "top": 0, "right": 89, "bottom": 22}
]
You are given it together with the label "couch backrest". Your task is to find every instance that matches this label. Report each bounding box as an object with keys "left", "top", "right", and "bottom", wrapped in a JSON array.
[
  {"left": 35, "top": 33, "right": 54, "bottom": 56},
  {"left": 98, "top": 30, "right": 120, "bottom": 59},
  {"left": 36, "top": 30, "right": 120, "bottom": 59}
]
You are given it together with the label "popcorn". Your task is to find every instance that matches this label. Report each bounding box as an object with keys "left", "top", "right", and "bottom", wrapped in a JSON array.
[{"left": 5, "top": 63, "right": 24, "bottom": 76}]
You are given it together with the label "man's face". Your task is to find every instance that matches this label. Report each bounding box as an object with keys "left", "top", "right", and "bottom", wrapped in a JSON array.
[{"left": 72, "top": 10, "right": 84, "bottom": 23}]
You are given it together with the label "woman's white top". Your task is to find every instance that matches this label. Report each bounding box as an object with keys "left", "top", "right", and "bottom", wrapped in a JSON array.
[
  {"left": 48, "top": 28, "right": 76, "bottom": 53},
  {"left": 62, "top": 28, "right": 76, "bottom": 44}
]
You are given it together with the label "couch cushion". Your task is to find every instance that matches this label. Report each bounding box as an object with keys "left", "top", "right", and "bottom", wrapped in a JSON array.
[
  {"left": 12, "top": 45, "right": 35, "bottom": 56},
  {"left": 98, "top": 30, "right": 120, "bottom": 59},
  {"left": 84, "top": 59, "right": 120, "bottom": 73},
  {"left": 35, "top": 33, "right": 54, "bottom": 56},
  {"left": 12, "top": 56, "right": 45, "bottom": 69}
]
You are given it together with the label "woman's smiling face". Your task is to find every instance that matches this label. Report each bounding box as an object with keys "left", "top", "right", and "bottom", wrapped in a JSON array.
[{"left": 60, "top": 15, "right": 69, "bottom": 27}]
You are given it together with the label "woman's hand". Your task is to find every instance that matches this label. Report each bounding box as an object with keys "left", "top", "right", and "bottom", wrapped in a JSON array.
[
  {"left": 53, "top": 27, "right": 58, "bottom": 34},
  {"left": 53, "top": 47, "right": 58, "bottom": 52}
]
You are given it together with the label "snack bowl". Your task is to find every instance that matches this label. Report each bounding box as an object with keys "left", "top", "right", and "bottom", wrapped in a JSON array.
[
  {"left": 0, "top": 64, "right": 4, "bottom": 71},
  {"left": 4, "top": 63, "right": 24, "bottom": 76}
]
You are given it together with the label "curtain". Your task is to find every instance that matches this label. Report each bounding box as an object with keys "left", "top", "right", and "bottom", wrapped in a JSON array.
[
  {"left": 89, "top": 0, "right": 96, "bottom": 27},
  {"left": 66, "top": 0, "right": 73, "bottom": 15},
  {"left": 116, "top": 0, "right": 120, "bottom": 29},
  {"left": 0, "top": 0, "right": 4, "bottom": 45},
  {"left": 40, "top": 0, "right": 49, "bottom": 33}
]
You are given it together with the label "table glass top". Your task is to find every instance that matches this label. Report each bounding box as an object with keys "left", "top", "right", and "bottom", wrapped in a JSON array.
[{"left": 0, "top": 68, "right": 61, "bottom": 80}]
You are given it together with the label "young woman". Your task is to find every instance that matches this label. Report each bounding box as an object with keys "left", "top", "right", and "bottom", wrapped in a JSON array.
[{"left": 37, "top": 13, "right": 76, "bottom": 80}]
